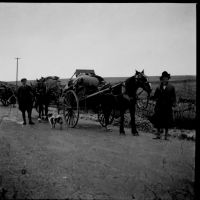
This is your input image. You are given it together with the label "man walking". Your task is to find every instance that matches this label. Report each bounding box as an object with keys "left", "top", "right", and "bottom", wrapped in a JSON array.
[
  {"left": 17, "top": 78, "right": 35, "bottom": 125},
  {"left": 151, "top": 71, "right": 176, "bottom": 140}
]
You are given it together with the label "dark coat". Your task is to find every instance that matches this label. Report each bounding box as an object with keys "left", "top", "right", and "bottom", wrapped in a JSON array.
[
  {"left": 152, "top": 83, "right": 176, "bottom": 128},
  {"left": 17, "top": 85, "right": 34, "bottom": 111}
]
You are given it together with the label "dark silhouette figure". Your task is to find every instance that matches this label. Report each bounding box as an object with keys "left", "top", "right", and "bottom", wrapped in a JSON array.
[
  {"left": 17, "top": 78, "right": 35, "bottom": 125},
  {"left": 151, "top": 71, "right": 176, "bottom": 140}
]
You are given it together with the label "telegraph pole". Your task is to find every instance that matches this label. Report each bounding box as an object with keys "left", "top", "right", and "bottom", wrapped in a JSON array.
[{"left": 15, "top": 57, "right": 20, "bottom": 86}]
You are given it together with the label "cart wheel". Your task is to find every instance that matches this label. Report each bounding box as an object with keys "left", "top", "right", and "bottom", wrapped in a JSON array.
[
  {"left": 97, "top": 103, "right": 115, "bottom": 127},
  {"left": 63, "top": 90, "right": 79, "bottom": 128}
]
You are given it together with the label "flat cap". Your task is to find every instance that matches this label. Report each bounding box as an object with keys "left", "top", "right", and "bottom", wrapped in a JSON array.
[{"left": 21, "top": 78, "right": 27, "bottom": 82}]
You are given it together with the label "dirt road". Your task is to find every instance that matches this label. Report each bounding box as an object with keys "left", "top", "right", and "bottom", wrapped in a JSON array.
[{"left": 0, "top": 105, "right": 195, "bottom": 199}]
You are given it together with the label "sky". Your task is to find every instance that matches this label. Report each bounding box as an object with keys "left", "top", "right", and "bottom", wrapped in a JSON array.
[{"left": 0, "top": 3, "right": 196, "bottom": 81}]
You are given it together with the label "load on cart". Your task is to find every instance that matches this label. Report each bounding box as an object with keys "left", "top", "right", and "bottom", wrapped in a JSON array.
[{"left": 64, "top": 69, "right": 107, "bottom": 98}]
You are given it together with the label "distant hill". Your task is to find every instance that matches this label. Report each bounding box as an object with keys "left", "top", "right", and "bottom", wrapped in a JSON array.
[
  {"left": 6, "top": 75, "right": 196, "bottom": 86},
  {"left": 102, "top": 75, "right": 196, "bottom": 84}
]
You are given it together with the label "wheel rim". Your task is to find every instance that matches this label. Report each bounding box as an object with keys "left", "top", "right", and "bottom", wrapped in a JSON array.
[{"left": 63, "top": 90, "right": 79, "bottom": 128}]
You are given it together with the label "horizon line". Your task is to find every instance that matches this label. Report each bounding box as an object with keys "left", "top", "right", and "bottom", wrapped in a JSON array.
[{"left": 1, "top": 74, "right": 196, "bottom": 83}]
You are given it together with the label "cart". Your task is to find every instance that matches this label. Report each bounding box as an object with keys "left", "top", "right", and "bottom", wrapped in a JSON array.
[
  {"left": 61, "top": 70, "right": 150, "bottom": 128},
  {"left": 61, "top": 69, "right": 116, "bottom": 128},
  {"left": 0, "top": 82, "right": 17, "bottom": 106}
]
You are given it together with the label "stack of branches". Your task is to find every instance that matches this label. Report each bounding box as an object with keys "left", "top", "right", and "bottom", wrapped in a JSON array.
[
  {"left": 137, "top": 97, "right": 196, "bottom": 130},
  {"left": 173, "top": 97, "right": 196, "bottom": 129}
]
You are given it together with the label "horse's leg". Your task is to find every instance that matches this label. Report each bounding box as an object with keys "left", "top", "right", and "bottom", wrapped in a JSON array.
[
  {"left": 38, "top": 102, "right": 42, "bottom": 119},
  {"left": 119, "top": 101, "right": 126, "bottom": 135},
  {"left": 44, "top": 102, "right": 48, "bottom": 120},
  {"left": 129, "top": 100, "right": 138, "bottom": 135},
  {"left": 41, "top": 95, "right": 48, "bottom": 120},
  {"left": 41, "top": 104, "right": 44, "bottom": 117},
  {"left": 116, "top": 96, "right": 125, "bottom": 135},
  {"left": 119, "top": 108, "right": 126, "bottom": 135},
  {"left": 103, "top": 106, "right": 112, "bottom": 132},
  {"left": 99, "top": 99, "right": 110, "bottom": 131},
  {"left": 104, "top": 94, "right": 115, "bottom": 132},
  {"left": 38, "top": 101, "right": 43, "bottom": 122}
]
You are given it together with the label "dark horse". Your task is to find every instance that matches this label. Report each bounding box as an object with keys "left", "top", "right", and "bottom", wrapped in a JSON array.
[
  {"left": 33, "top": 78, "right": 49, "bottom": 120},
  {"left": 33, "top": 76, "right": 62, "bottom": 120},
  {"left": 101, "top": 70, "right": 152, "bottom": 135}
]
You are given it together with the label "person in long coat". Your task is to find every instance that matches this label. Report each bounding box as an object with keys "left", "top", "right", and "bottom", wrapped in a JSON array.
[
  {"left": 17, "top": 78, "right": 35, "bottom": 125},
  {"left": 151, "top": 71, "right": 176, "bottom": 140}
]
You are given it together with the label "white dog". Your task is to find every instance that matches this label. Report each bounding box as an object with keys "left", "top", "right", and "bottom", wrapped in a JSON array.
[{"left": 47, "top": 113, "right": 63, "bottom": 130}]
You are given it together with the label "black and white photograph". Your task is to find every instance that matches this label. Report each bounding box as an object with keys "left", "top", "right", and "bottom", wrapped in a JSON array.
[{"left": 0, "top": 3, "right": 196, "bottom": 200}]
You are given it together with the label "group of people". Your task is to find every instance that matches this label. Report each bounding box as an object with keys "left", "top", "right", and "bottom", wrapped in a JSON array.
[{"left": 16, "top": 71, "right": 176, "bottom": 140}]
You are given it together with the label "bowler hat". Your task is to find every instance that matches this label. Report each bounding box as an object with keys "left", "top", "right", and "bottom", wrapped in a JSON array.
[
  {"left": 160, "top": 71, "right": 171, "bottom": 80},
  {"left": 21, "top": 78, "right": 27, "bottom": 82}
]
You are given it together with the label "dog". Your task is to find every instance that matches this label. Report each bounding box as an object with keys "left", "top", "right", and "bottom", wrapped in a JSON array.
[{"left": 47, "top": 113, "right": 63, "bottom": 130}]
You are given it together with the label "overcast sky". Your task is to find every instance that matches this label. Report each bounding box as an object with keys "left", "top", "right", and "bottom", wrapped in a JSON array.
[{"left": 0, "top": 3, "right": 196, "bottom": 81}]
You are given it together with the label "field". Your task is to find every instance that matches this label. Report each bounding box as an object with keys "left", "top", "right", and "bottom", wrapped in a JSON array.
[{"left": 105, "top": 76, "right": 196, "bottom": 101}]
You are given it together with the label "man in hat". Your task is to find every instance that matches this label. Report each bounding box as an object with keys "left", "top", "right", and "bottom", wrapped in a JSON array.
[
  {"left": 17, "top": 78, "right": 35, "bottom": 125},
  {"left": 151, "top": 71, "right": 176, "bottom": 140}
]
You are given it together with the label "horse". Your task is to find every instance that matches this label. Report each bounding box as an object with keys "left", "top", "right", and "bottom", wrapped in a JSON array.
[
  {"left": 33, "top": 76, "right": 62, "bottom": 121},
  {"left": 33, "top": 78, "right": 49, "bottom": 120},
  {"left": 100, "top": 70, "right": 152, "bottom": 135}
]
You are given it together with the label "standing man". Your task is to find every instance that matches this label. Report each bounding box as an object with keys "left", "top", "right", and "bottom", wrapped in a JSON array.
[
  {"left": 151, "top": 71, "right": 176, "bottom": 140},
  {"left": 17, "top": 78, "right": 35, "bottom": 125}
]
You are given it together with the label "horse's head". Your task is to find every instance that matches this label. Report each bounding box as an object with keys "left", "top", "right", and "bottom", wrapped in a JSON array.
[
  {"left": 135, "top": 70, "right": 152, "bottom": 96},
  {"left": 35, "top": 78, "right": 47, "bottom": 94}
]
